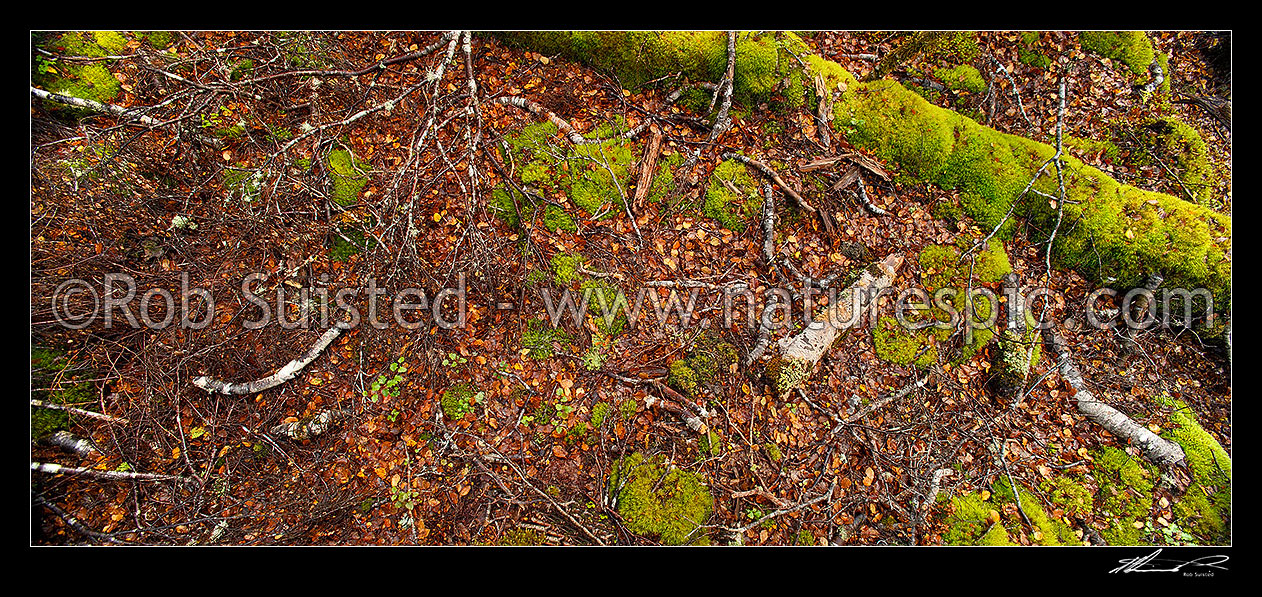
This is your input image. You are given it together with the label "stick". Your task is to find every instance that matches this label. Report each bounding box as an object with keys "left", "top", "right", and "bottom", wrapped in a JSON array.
[
  {"left": 31, "top": 399, "right": 129, "bottom": 425},
  {"left": 194, "top": 325, "right": 345, "bottom": 395},
  {"left": 721, "top": 152, "right": 816, "bottom": 214}
]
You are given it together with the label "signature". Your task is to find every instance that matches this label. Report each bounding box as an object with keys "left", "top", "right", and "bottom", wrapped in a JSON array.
[{"left": 1110, "top": 549, "right": 1229, "bottom": 574}]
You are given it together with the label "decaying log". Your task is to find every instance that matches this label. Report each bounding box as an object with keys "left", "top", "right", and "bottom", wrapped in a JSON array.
[
  {"left": 1045, "top": 330, "right": 1185, "bottom": 469},
  {"left": 194, "top": 325, "right": 345, "bottom": 395},
  {"left": 270, "top": 408, "right": 353, "bottom": 441},
  {"left": 765, "top": 254, "right": 903, "bottom": 398}
]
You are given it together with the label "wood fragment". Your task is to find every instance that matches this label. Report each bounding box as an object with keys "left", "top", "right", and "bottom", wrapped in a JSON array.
[{"left": 194, "top": 325, "right": 345, "bottom": 395}]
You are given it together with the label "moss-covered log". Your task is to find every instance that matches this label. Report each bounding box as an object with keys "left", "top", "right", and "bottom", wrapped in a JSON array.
[{"left": 497, "top": 32, "right": 1231, "bottom": 307}]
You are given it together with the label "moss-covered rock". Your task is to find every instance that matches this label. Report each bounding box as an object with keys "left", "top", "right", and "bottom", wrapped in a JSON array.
[
  {"left": 1142, "top": 117, "right": 1217, "bottom": 206},
  {"left": 609, "top": 452, "right": 713, "bottom": 545}
]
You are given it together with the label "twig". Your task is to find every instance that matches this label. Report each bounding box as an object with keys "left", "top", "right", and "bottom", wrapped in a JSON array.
[
  {"left": 194, "top": 325, "right": 345, "bottom": 395},
  {"left": 30, "top": 399, "right": 129, "bottom": 425}
]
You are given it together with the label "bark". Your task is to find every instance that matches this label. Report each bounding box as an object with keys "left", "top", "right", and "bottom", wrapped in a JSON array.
[
  {"left": 44, "top": 431, "right": 101, "bottom": 457},
  {"left": 1045, "top": 331, "right": 1185, "bottom": 469},
  {"left": 32, "top": 461, "right": 190, "bottom": 484},
  {"left": 766, "top": 253, "right": 903, "bottom": 397},
  {"left": 194, "top": 325, "right": 345, "bottom": 395}
]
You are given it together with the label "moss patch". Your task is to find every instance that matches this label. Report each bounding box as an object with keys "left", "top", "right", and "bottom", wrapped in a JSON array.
[
  {"left": 1080, "top": 31, "right": 1154, "bottom": 77},
  {"left": 933, "top": 64, "right": 985, "bottom": 94},
  {"left": 33, "top": 32, "right": 125, "bottom": 110},
  {"left": 31, "top": 347, "right": 96, "bottom": 439},
  {"left": 1093, "top": 446, "right": 1158, "bottom": 545},
  {"left": 441, "top": 383, "right": 480, "bottom": 420},
  {"left": 704, "top": 159, "right": 761, "bottom": 231},
  {"left": 609, "top": 452, "right": 713, "bottom": 545},
  {"left": 327, "top": 149, "right": 368, "bottom": 206},
  {"left": 1142, "top": 117, "right": 1217, "bottom": 206},
  {"left": 943, "top": 477, "right": 1075, "bottom": 545},
  {"left": 521, "top": 318, "right": 569, "bottom": 360},
  {"left": 504, "top": 32, "right": 1231, "bottom": 308}
]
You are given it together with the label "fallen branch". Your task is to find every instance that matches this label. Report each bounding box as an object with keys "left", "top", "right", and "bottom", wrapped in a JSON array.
[
  {"left": 1045, "top": 330, "right": 1185, "bottom": 469},
  {"left": 32, "top": 461, "right": 190, "bottom": 484},
  {"left": 721, "top": 152, "right": 816, "bottom": 214},
  {"left": 835, "top": 374, "right": 929, "bottom": 427},
  {"left": 194, "top": 325, "right": 345, "bottom": 395},
  {"left": 31, "top": 86, "right": 223, "bottom": 147},
  {"left": 632, "top": 126, "right": 664, "bottom": 207},
  {"left": 1139, "top": 55, "right": 1166, "bottom": 95},
  {"left": 766, "top": 254, "right": 903, "bottom": 397}
]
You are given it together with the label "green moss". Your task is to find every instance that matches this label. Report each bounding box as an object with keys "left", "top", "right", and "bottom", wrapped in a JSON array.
[
  {"left": 1018, "top": 32, "right": 1052, "bottom": 69},
  {"left": 1162, "top": 400, "right": 1230, "bottom": 543},
  {"left": 927, "top": 32, "right": 979, "bottom": 63},
  {"left": 34, "top": 32, "right": 124, "bottom": 109},
  {"left": 765, "top": 442, "right": 783, "bottom": 463},
  {"left": 1080, "top": 31, "right": 1154, "bottom": 76},
  {"left": 590, "top": 401, "right": 614, "bottom": 427},
  {"left": 140, "top": 31, "right": 173, "bottom": 49},
  {"left": 550, "top": 252, "right": 584, "bottom": 285},
  {"left": 229, "top": 58, "right": 255, "bottom": 82},
  {"left": 521, "top": 318, "right": 569, "bottom": 360},
  {"left": 944, "top": 477, "right": 1074, "bottom": 546},
  {"left": 765, "top": 356, "right": 812, "bottom": 397},
  {"left": 498, "top": 528, "right": 546, "bottom": 546},
  {"left": 327, "top": 149, "right": 368, "bottom": 206},
  {"left": 441, "top": 383, "right": 478, "bottom": 420},
  {"left": 329, "top": 223, "right": 373, "bottom": 262},
  {"left": 618, "top": 398, "right": 638, "bottom": 421},
  {"left": 1093, "top": 446, "right": 1158, "bottom": 545},
  {"left": 543, "top": 204, "right": 577, "bottom": 233},
  {"left": 1042, "top": 476, "right": 1095, "bottom": 519},
  {"left": 609, "top": 452, "right": 713, "bottom": 545},
  {"left": 581, "top": 278, "right": 628, "bottom": 336},
  {"left": 31, "top": 347, "right": 95, "bottom": 439},
  {"left": 490, "top": 187, "right": 525, "bottom": 228},
  {"left": 668, "top": 360, "right": 699, "bottom": 397},
  {"left": 506, "top": 33, "right": 1231, "bottom": 307},
  {"left": 873, "top": 316, "right": 937, "bottom": 368},
  {"left": 796, "top": 528, "right": 816, "bottom": 546},
  {"left": 933, "top": 64, "right": 986, "bottom": 94},
  {"left": 668, "top": 333, "right": 738, "bottom": 398},
  {"left": 704, "top": 159, "right": 761, "bottom": 231},
  {"left": 1143, "top": 118, "right": 1217, "bottom": 205},
  {"left": 1063, "top": 135, "right": 1120, "bottom": 163}
]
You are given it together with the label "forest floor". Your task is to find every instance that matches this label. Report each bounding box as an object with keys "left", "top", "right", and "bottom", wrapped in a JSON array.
[{"left": 30, "top": 30, "right": 1230, "bottom": 546}]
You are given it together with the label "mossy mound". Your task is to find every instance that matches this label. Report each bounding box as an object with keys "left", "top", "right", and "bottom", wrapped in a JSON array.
[
  {"left": 1080, "top": 31, "right": 1154, "bottom": 77},
  {"left": 1162, "top": 398, "right": 1231, "bottom": 543},
  {"left": 704, "top": 159, "right": 762, "bottom": 231},
  {"left": 873, "top": 315, "right": 937, "bottom": 368},
  {"left": 550, "top": 252, "right": 584, "bottom": 285},
  {"left": 609, "top": 452, "right": 713, "bottom": 545},
  {"left": 33, "top": 32, "right": 126, "bottom": 110},
  {"left": 943, "top": 477, "right": 1077, "bottom": 546},
  {"left": 327, "top": 149, "right": 368, "bottom": 206},
  {"left": 497, "top": 528, "right": 546, "bottom": 546},
  {"left": 1018, "top": 32, "right": 1052, "bottom": 69},
  {"left": 667, "top": 333, "right": 739, "bottom": 398},
  {"left": 646, "top": 152, "right": 685, "bottom": 203}
]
